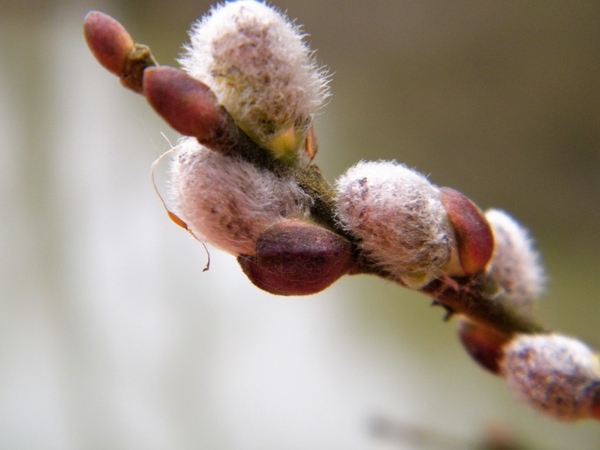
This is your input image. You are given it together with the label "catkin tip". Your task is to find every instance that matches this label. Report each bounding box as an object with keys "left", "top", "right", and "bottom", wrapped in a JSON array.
[{"left": 485, "top": 209, "right": 545, "bottom": 313}]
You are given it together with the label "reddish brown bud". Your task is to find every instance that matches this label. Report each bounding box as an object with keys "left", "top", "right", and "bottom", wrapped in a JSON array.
[
  {"left": 238, "top": 220, "right": 354, "bottom": 296},
  {"left": 457, "top": 319, "right": 510, "bottom": 374},
  {"left": 83, "top": 11, "right": 134, "bottom": 76},
  {"left": 440, "top": 187, "right": 494, "bottom": 276},
  {"left": 591, "top": 387, "right": 600, "bottom": 421},
  {"left": 143, "top": 66, "right": 227, "bottom": 142}
]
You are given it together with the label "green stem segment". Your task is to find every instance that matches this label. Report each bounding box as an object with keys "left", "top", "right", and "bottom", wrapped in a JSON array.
[{"left": 422, "top": 276, "right": 547, "bottom": 337}]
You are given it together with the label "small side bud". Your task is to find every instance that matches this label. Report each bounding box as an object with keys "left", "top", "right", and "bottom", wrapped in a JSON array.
[
  {"left": 83, "top": 11, "right": 157, "bottom": 93},
  {"left": 457, "top": 319, "right": 510, "bottom": 374},
  {"left": 169, "top": 137, "right": 313, "bottom": 256},
  {"left": 592, "top": 391, "right": 600, "bottom": 421},
  {"left": 180, "top": 0, "right": 329, "bottom": 167},
  {"left": 502, "top": 333, "right": 600, "bottom": 421},
  {"left": 143, "top": 66, "right": 227, "bottom": 144},
  {"left": 335, "top": 161, "right": 454, "bottom": 288},
  {"left": 83, "top": 11, "right": 134, "bottom": 76},
  {"left": 440, "top": 187, "right": 494, "bottom": 276},
  {"left": 238, "top": 220, "right": 354, "bottom": 296},
  {"left": 485, "top": 209, "right": 545, "bottom": 313}
]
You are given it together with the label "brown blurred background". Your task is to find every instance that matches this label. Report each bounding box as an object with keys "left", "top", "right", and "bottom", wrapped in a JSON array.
[{"left": 1, "top": 0, "right": 599, "bottom": 449}]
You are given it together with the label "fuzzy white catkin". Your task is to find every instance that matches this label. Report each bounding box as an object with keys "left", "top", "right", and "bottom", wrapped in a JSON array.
[
  {"left": 502, "top": 334, "right": 600, "bottom": 420},
  {"left": 169, "top": 137, "right": 313, "bottom": 256},
  {"left": 179, "top": 0, "right": 328, "bottom": 163},
  {"left": 485, "top": 209, "right": 545, "bottom": 312},
  {"left": 335, "top": 161, "right": 454, "bottom": 288}
]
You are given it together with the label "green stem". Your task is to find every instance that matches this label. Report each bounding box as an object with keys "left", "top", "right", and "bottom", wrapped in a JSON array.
[{"left": 422, "top": 276, "right": 547, "bottom": 337}]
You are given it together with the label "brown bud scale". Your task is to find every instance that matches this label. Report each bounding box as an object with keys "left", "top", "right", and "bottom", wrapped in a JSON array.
[
  {"left": 591, "top": 388, "right": 600, "bottom": 421},
  {"left": 238, "top": 220, "right": 354, "bottom": 296},
  {"left": 457, "top": 319, "right": 510, "bottom": 374},
  {"left": 440, "top": 187, "right": 494, "bottom": 276},
  {"left": 143, "top": 66, "right": 227, "bottom": 142},
  {"left": 83, "top": 11, "right": 134, "bottom": 77}
]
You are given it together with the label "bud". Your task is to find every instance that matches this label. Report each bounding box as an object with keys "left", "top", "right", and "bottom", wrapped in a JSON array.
[
  {"left": 83, "top": 11, "right": 134, "bottom": 77},
  {"left": 502, "top": 333, "right": 600, "bottom": 421},
  {"left": 457, "top": 319, "right": 510, "bottom": 375},
  {"left": 238, "top": 220, "right": 354, "bottom": 295},
  {"left": 179, "top": 0, "right": 329, "bottom": 167},
  {"left": 84, "top": 11, "right": 157, "bottom": 93},
  {"left": 485, "top": 209, "right": 545, "bottom": 313},
  {"left": 169, "top": 137, "right": 313, "bottom": 256},
  {"left": 335, "top": 161, "right": 455, "bottom": 288},
  {"left": 439, "top": 187, "right": 494, "bottom": 276},
  {"left": 143, "top": 66, "right": 227, "bottom": 144},
  {"left": 593, "top": 391, "right": 600, "bottom": 421}
]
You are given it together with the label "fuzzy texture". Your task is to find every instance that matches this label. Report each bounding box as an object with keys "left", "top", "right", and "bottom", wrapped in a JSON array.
[
  {"left": 485, "top": 209, "right": 545, "bottom": 313},
  {"left": 170, "top": 137, "right": 313, "bottom": 255},
  {"left": 502, "top": 334, "right": 600, "bottom": 421},
  {"left": 179, "top": 0, "right": 329, "bottom": 165},
  {"left": 335, "top": 161, "right": 454, "bottom": 288}
]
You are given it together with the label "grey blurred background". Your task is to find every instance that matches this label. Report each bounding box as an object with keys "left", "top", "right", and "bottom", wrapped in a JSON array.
[{"left": 1, "top": 0, "right": 599, "bottom": 449}]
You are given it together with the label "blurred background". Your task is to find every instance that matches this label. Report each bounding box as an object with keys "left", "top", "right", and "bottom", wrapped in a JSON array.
[{"left": 1, "top": 0, "right": 599, "bottom": 448}]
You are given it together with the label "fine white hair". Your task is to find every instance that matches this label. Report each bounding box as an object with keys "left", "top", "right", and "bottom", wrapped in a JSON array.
[
  {"left": 335, "top": 160, "right": 454, "bottom": 288},
  {"left": 179, "top": 1, "right": 329, "bottom": 152},
  {"left": 502, "top": 333, "right": 600, "bottom": 420},
  {"left": 485, "top": 209, "right": 545, "bottom": 312},
  {"left": 169, "top": 137, "right": 313, "bottom": 255}
]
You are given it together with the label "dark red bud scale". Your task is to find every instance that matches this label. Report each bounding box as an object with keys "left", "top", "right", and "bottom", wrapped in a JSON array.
[
  {"left": 440, "top": 187, "right": 494, "bottom": 276},
  {"left": 592, "top": 391, "right": 600, "bottom": 421},
  {"left": 83, "top": 11, "right": 134, "bottom": 77},
  {"left": 238, "top": 220, "right": 354, "bottom": 296},
  {"left": 457, "top": 320, "right": 510, "bottom": 375},
  {"left": 143, "top": 67, "right": 228, "bottom": 143}
]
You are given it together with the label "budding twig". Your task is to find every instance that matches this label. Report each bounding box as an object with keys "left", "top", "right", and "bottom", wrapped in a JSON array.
[
  {"left": 83, "top": 2, "right": 600, "bottom": 422},
  {"left": 81, "top": 3, "right": 546, "bottom": 354}
]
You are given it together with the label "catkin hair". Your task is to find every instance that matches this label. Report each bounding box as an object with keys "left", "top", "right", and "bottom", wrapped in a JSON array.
[
  {"left": 335, "top": 160, "right": 454, "bottom": 288},
  {"left": 170, "top": 137, "right": 313, "bottom": 255}
]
